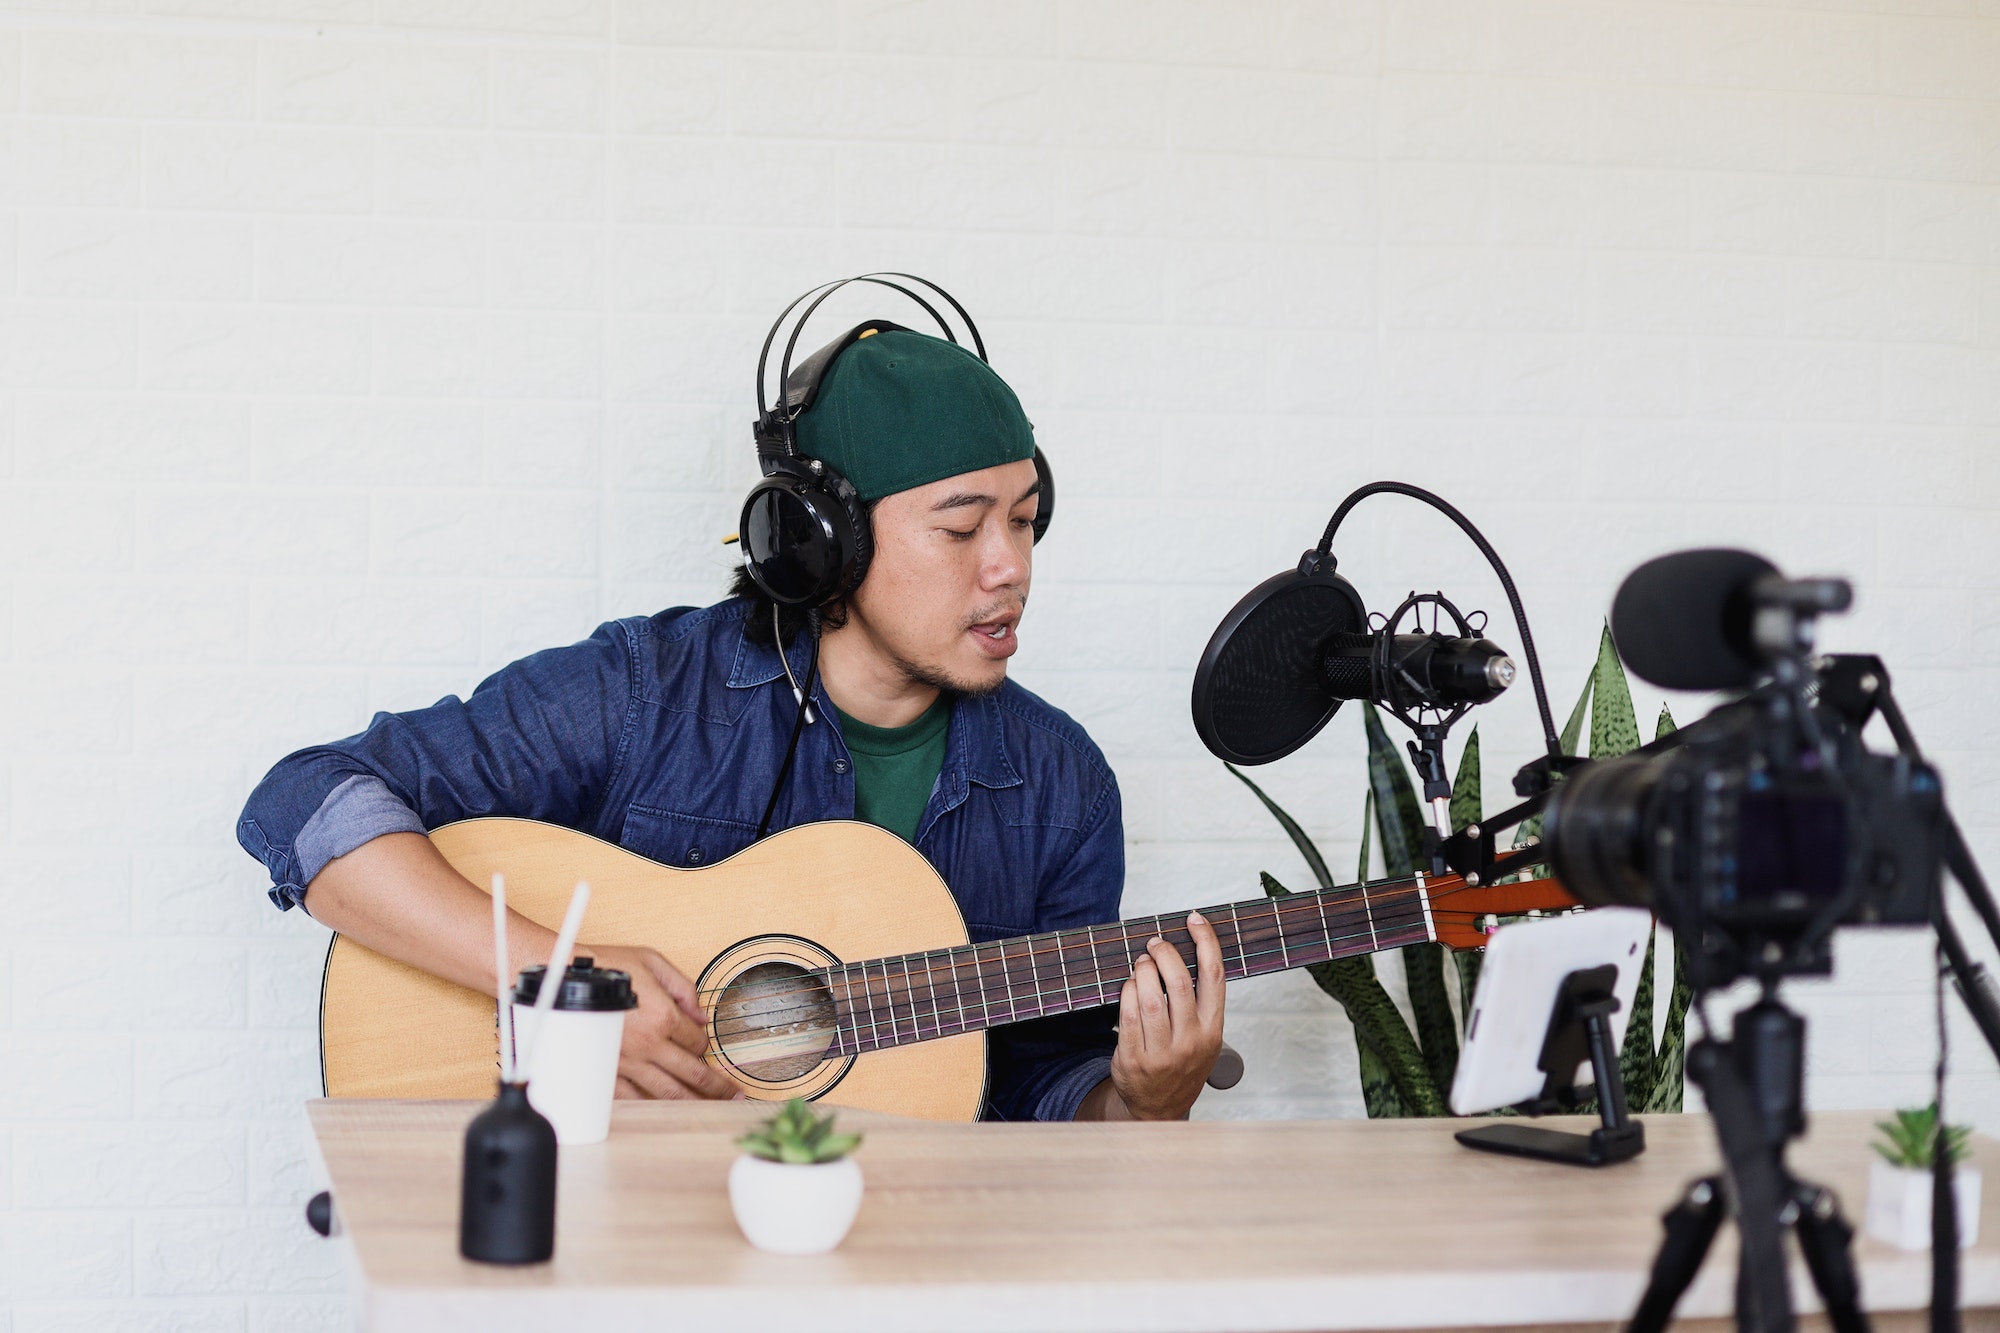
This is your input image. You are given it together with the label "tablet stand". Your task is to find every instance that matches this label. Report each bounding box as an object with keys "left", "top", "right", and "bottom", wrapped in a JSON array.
[{"left": 1454, "top": 964, "right": 1646, "bottom": 1167}]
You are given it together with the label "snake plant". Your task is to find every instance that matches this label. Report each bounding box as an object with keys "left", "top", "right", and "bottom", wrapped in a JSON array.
[{"left": 1234, "top": 623, "right": 1692, "bottom": 1118}]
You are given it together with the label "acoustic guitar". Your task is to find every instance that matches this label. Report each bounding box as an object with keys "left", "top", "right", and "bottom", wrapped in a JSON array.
[{"left": 319, "top": 818, "right": 1578, "bottom": 1121}]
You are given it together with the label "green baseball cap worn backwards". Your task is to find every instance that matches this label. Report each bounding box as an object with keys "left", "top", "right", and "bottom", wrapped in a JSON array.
[{"left": 794, "top": 328, "right": 1035, "bottom": 502}]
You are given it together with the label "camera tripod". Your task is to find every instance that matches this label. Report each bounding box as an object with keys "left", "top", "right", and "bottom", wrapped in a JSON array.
[{"left": 1628, "top": 991, "right": 1867, "bottom": 1333}]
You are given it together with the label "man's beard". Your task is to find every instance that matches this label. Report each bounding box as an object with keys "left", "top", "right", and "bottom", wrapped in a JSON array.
[{"left": 887, "top": 647, "right": 1006, "bottom": 699}]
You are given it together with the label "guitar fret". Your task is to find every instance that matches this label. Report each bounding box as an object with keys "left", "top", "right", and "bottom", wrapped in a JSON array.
[
  {"left": 1027, "top": 935, "right": 1046, "bottom": 1018},
  {"left": 848, "top": 963, "right": 868, "bottom": 1052},
  {"left": 998, "top": 940, "right": 1019, "bottom": 1022},
  {"left": 1275, "top": 898, "right": 1290, "bottom": 969},
  {"left": 899, "top": 955, "right": 920, "bottom": 1043},
  {"left": 827, "top": 966, "right": 848, "bottom": 1058},
  {"left": 1228, "top": 905, "right": 1249, "bottom": 978},
  {"left": 922, "top": 950, "right": 943, "bottom": 1040},
  {"left": 870, "top": 961, "right": 890, "bottom": 1050},
  {"left": 1358, "top": 879, "right": 1379, "bottom": 951},
  {"left": 1312, "top": 890, "right": 1332, "bottom": 964}
]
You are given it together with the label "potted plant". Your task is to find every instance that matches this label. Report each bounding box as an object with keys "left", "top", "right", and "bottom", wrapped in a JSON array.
[
  {"left": 1865, "top": 1103, "right": 1979, "bottom": 1250},
  {"left": 729, "top": 1097, "right": 865, "bottom": 1255}
]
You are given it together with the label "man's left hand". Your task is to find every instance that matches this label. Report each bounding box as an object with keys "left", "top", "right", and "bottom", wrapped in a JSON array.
[{"left": 1103, "top": 911, "right": 1227, "bottom": 1120}]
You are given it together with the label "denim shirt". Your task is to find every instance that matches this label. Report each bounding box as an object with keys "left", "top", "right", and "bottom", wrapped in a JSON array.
[{"left": 236, "top": 597, "right": 1121, "bottom": 1121}]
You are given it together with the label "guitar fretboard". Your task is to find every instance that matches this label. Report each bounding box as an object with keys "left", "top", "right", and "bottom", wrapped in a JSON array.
[{"left": 817, "top": 876, "right": 1436, "bottom": 1057}]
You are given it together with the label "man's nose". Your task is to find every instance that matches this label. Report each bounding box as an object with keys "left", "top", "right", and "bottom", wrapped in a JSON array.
[{"left": 979, "top": 524, "right": 1028, "bottom": 588}]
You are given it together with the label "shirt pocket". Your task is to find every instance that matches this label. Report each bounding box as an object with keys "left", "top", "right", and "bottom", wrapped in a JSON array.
[{"left": 620, "top": 804, "right": 761, "bottom": 869}]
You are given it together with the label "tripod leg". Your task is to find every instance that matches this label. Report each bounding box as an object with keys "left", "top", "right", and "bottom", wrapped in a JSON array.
[
  {"left": 1628, "top": 1177, "right": 1727, "bottom": 1333},
  {"left": 1791, "top": 1181, "right": 1871, "bottom": 1333}
]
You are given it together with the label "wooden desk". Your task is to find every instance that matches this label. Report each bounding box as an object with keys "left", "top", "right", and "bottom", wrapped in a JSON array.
[{"left": 306, "top": 1100, "right": 2000, "bottom": 1332}]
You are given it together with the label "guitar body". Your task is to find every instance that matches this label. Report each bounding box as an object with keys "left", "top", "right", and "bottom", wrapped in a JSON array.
[{"left": 319, "top": 818, "right": 988, "bottom": 1122}]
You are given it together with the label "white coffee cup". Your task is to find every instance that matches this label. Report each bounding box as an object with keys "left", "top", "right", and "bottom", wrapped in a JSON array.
[{"left": 510, "top": 957, "right": 637, "bottom": 1146}]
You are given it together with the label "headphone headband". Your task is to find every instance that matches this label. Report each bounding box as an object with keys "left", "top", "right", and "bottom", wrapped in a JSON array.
[{"left": 754, "top": 272, "right": 988, "bottom": 445}]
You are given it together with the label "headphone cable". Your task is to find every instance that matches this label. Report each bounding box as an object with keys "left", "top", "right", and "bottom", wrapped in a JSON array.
[
  {"left": 775, "top": 603, "right": 817, "bottom": 725},
  {"left": 757, "top": 610, "right": 822, "bottom": 842}
]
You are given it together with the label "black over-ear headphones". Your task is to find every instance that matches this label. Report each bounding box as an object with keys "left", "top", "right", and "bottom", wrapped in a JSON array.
[{"left": 738, "top": 272, "right": 1055, "bottom": 608}]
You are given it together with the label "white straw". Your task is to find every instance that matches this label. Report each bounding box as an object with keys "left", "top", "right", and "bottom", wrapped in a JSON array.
[
  {"left": 519, "top": 880, "right": 592, "bottom": 1083},
  {"left": 492, "top": 874, "right": 516, "bottom": 1084}
]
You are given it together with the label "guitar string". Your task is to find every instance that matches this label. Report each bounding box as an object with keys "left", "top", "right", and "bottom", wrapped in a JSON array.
[
  {"left": 705, "top": 892, "right": 1510, "bottom": 1046},
  {"left": 702, "top": 895, "right": 1544, "bottom": 1044},
  {"left": 688, "top": 871, "right": 1550, "bottom": 1009},
  {"left": 693, "top": 871, "right": 1551, "bottom": 1025},
  {"left": 692, "top": 870, "right": 1446, "bottom": 1008},
  {"left": 697, "top": 879, "right": 1424, "bottom": 1021},
  {"left": 717, "top": 907, "right": 1441, "bottom": 1065},
  {"left": 829, "top": 910, "right": 1436, "bottom": 1056}
]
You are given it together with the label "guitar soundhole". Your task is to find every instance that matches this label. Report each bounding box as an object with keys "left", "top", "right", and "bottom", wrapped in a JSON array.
[{"left": 712, "top": 961, "right": 838, "bottom": 1083}]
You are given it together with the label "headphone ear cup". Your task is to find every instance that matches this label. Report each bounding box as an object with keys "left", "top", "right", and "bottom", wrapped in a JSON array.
[
  {"left": 739, "top": 474, "right": 860, "bottom": 607},
  {"left": 828, "top": 470, "right": 872, "bottom": 597},
  {"left": 1030, "top": 446, "right": 1054, "bottom": 544}
]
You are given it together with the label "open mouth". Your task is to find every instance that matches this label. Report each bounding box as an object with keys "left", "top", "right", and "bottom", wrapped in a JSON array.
[{"left": 969, "top": 611, "right": 1021, "bottom": 657}]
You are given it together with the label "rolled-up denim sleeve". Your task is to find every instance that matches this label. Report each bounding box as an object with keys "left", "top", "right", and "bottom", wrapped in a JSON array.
[
  {"left": 236, "top": 620, "right": 637, "bottom": 911},
  {"left": 982, "top": 772, "right": 1123, "bottom": 1122}
]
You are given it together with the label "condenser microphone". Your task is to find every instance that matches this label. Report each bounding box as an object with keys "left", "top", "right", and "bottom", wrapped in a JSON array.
[
  {"left": 1610, "top": 549, "right": 1852, "bottom": 691},
  {"left": 1319, "top": 631, "right": 1517, "bottom": 707},
  {"left": 1190, "top": 553, "right": 1520, "bottom": 767}
]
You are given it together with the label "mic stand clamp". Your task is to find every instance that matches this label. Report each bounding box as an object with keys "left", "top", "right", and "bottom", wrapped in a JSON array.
[
  {"left": 1455, "top": 965, "right": 1646, "bottom": 1168},
  {"left": 1407, "top": 725, "right": 1454, "bottom": 876}
]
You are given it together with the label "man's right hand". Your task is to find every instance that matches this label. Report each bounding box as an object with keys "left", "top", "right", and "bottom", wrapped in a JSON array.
[
  {"left": 583, "top": 943, "right": 740, "bottom": 1101},
  {"left": 303, "top": 833, "right": 740, "bottom": 1102}
]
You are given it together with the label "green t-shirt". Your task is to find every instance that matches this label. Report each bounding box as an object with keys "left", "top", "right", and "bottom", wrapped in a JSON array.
[{"left": 833, "top": 694, "right": 952, "bottom": 846}]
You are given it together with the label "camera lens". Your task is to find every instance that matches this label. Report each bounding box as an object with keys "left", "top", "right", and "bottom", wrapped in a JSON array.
[{"left": 1544, "top": 756, "right": 1661, "bottom": 910}]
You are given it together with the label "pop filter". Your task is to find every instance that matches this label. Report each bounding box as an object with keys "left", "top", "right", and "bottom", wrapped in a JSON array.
[{"left": 1191, "top": 562, "right": 1368, "bottom": 766}]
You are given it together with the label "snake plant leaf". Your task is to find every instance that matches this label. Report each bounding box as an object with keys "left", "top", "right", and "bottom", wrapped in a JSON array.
[
  {"left": 1357, "top": 789, "right": 1374, "bottom": 884},
  {"left": 1448, "top": 729, "right": 1485, "bottom": 1021},
  {"left": 1640, "top": 704, "right": 1690, "bottom": 1114},
  {"left": 1617, "top": 930, "right": 1658, "bottom": 1111},
  {"left": 1264, "top": 872, "right": 1444, "bottom": 1117},
  {"left": 1583, "top": 631, "right": 1659, "bottom": 1095},
  {"left": 1644, "top": 936, "right": 1692, "bottom": 1114},
  {"left": 1561, "top": 669, "right": 1592, "bottom": 757},
  {"left": 1588, "top": 623, "right": 1641, "bottom": 761},
  {"left": 1403, "top": 940, "right": 1459, "bottom": 1093},
  {"left": 1448, "top": 727, "right": 1482, "bottom": 833},
  {"left": 1346, "top": 795, "right": 1417, "bottom": 1115},
  {"left": 1360, "top": 703, "right": 1458, "bottom": 1090},
  {"left": 1355, "top": 1040, "right": 1411, "bottom": 1118},
  {"left": 1226, "top": 762, "right": 1335, "bottom": 891},
  {"left": 1514, "top": 672, "right": 1594, "bottom": 849},
  {"left": 1361, "top": 703, "right": 1427, "bottom": 877}
]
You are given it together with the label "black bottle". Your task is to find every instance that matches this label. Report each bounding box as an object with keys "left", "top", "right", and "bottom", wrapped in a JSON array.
[{"left": 459, "top": 1081, "right": 557, "bottom": 1263}]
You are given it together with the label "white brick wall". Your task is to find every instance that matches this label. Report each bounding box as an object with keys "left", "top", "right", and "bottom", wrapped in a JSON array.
[{"left": 1, "top": 0, "right": 1997, "bottom": 1325}]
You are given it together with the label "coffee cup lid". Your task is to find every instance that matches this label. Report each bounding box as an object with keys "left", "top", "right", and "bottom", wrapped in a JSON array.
[{"left": 512, "top": 957, "right": 639, "bottom": 1012}]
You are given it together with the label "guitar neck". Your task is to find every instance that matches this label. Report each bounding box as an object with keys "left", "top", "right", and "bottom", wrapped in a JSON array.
[{"left": 823, "top": 875, "right": 1437, "bottom": 1057}]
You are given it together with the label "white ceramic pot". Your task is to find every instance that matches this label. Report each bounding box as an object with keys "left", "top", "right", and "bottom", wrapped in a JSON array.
[
  {"left": 728, "top": 1154, "right": 864, "bottom": 1255},
  {"left": 1865, "top": 1160, "right": 1981, "bottom": 1250}
]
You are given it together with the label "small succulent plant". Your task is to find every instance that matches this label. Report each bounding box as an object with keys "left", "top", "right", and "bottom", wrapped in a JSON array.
[
  {"left": 1873, "top": 1103, "right": 1971, "bottom": 1170},
  {"left": 736, "top": 1097, "right": 862, "bottom": 1165}
]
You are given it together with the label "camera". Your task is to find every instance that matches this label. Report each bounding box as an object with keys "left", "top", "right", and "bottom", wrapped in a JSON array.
[
  {"left": 1544, "top": 682, "right": 1944, "bottom": 990},
  {"left": 1527, "top": 548, "right": 1949, "bottom": 993}
]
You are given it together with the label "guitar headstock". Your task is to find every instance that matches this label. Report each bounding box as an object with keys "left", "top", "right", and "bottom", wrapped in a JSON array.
[{"left": 1421, "top": 875, "right": 1582, "bottom": 951}]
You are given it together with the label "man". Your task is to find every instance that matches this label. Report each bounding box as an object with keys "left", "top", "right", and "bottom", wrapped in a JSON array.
[{"left": 237, "top": 303, "right": 1224, "bottom": 1121}]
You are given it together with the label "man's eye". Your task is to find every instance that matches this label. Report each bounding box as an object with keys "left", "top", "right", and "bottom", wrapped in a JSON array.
[
  {"left": 1011, "top": 515, "right": 1033, "bottom": 529},
  {"left": 945, "top": 528, "right": 977, "bottom": 540}
]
